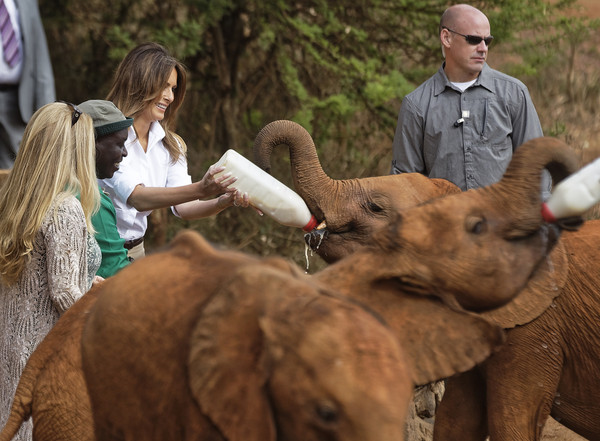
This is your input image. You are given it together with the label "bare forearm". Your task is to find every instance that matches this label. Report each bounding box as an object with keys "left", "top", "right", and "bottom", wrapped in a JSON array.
[
  {"left": 174, "top": 198, "right": 230, "bottom": 219},
  {"left": 126, "top": 165, "right": 237, "bottom": 212},
  {"left": 127, "top": 183, "right": 210, "bottom": 212}
]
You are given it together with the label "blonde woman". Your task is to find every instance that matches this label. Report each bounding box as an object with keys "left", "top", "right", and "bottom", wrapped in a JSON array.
[
  {"left": 101, "top": 42, "right": 246, "bottom": 261},
  {"left": 0, "top": 102, "right": 101, "bottom": 440}
]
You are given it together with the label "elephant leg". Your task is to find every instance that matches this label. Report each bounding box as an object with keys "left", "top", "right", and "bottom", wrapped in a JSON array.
[
  {"left": 32, "top": 370, "right": 93, "bottom": 441},
  {"left": 433, "top": 369, "right": 487, "bottom": 441},
  {"left": 485, "top": 327, "right": 563, "bottom": 441},
  {"left": 30, "top": 293, "right": 96, "bottom": 441}
]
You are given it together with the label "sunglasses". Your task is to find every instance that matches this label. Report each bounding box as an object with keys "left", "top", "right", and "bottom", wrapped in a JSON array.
[
  {"left": 442, "top": 26, "right": 494, "bottom": 47},
  {"left": 57, "top": 100, "right": 83, "bottom": 126}
]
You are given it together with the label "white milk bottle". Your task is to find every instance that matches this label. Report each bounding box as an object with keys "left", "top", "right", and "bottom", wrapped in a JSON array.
[
  {"left": 212, "top": 149, "right": 318, "bottom": 231},
  {"left": 542, "top": 156, "right": 600, "bottom": 222}
]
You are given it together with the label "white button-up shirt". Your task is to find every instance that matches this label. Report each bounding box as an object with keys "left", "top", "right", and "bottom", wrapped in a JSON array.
[{"left": 99, "top": 122, "right": 192, "bottom": 241}]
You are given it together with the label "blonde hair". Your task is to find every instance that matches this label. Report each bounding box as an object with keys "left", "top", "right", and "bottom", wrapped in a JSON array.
[
  {"left": 0, "top": 102, "right": 100, "bottom": 285},
  {"left": 106, "top": 42, "right": 188, "bottom": 162}
]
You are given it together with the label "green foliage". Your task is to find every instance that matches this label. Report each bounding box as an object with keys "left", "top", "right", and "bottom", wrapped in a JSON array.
[{"left": 37, "top": 0, "right": 596, "bottom": 264}]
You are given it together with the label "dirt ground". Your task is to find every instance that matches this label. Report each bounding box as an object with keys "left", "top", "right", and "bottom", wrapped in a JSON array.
[{"left": 542, "top": 418, "right": 587, "bottom": 440}]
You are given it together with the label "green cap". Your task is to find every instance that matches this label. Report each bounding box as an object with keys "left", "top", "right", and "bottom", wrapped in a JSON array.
[{"left": 78, "top": 100, "right": 133, "bottom": 138}]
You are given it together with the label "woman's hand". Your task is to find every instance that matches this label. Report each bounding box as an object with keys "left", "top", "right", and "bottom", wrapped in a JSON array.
[
  {"left": 198, "top": 165, "right": 237, "bottom": 198},
  {"left": 226, "top": 191, "right": 264, "bottom": 216},
  {"left": 217, "top": 190, "right": 248, "bottom": 209}
]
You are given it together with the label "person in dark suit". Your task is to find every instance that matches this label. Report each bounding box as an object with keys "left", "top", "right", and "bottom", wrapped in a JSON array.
[{"left": 0, "top": 0, "right": 54, "bottom": 169}]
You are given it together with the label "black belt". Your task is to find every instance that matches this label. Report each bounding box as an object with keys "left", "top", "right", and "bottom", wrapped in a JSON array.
[
  {"left": 0, "top": 84, "right": 18, "bottom": 91},
  {"left": 124, "top": 237, "right": 144, "bottom": 250}
]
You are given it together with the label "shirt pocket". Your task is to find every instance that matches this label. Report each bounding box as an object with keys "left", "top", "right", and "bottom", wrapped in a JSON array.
[
  {"left": 468, "top": 96, "right": 513, "bottom": 142},
  {"left": 471, "top": 140, "right": 513, "bottom": 186}
]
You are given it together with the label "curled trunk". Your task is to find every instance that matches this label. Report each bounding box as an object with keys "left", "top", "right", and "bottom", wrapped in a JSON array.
[
  {"left": 483, "top": 137, "right": 580, "bottom": 236},
  {"left": 253, "top": 120, "right": 337, "bottom": 221}
]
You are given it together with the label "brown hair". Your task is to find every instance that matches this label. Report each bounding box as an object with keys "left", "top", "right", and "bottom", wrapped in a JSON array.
[{"left": 106, "top": 42, "right": 188, "bottom": 162}]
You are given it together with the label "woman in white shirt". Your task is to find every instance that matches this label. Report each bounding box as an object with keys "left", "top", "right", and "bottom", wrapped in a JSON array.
[{"left": 100, "top": 42, "right": 247, "bottom": 260}]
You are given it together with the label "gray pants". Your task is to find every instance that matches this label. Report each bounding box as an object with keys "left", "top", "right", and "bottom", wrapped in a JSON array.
[{"left": 0, "top": 87, "right": 25, "bottom": 169}]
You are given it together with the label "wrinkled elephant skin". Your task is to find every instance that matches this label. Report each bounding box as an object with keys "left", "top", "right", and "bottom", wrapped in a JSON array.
[{"left": 434, "top": 219, "right": 600, "bottom": 441}]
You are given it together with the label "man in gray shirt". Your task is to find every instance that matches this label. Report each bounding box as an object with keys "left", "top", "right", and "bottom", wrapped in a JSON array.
[{"left": 391, "top": 4, "right": 544, "bottom": 192}]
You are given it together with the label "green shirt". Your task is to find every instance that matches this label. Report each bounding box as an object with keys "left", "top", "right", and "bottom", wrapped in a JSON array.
[{"left": 93, "top": 186, "right": 129, "bottom": 278}]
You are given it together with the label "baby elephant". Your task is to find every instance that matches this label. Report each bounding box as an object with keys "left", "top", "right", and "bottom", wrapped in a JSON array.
[{"left": 80, "top": 231, "right": 412, "bottom": 441}]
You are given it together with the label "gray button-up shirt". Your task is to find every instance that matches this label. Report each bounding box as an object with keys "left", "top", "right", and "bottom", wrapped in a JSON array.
[{"left": 391, "top": 63, "right": 544, "bottom": 191}]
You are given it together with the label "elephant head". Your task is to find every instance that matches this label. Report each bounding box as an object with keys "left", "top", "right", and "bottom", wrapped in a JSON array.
[
  {"left": 189, "top": 264, "right": 411, "bottom": 441},
  {"left": 81, "top": 231, "right": 411, "bottom": 441},
  {"left": 317, "top": 137, "right": 579, "bottom": 311},
  {"left": 253, "top": 120, "right": 459, "bottom": 262}
]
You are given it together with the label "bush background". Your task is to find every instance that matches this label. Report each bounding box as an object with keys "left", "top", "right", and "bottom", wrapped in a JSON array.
[{"left": 39, "top": 0, "right": 600, "bottom": 272}]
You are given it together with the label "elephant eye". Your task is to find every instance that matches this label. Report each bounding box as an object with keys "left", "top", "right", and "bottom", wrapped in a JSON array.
[
  {"left": 367, "top": 201, "right": 384, "bottom": 213},
  {"left": 465, "top": 215, "right": 487, "bottom": 234},
  {"left": 315, "top": 402, "right": 339, "bottom": 424}
]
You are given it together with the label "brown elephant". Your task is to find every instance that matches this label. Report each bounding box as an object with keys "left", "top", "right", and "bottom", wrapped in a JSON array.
[
  {"left": 253, "top": 120, "right": 460, "bottom": 263},
  {"left": 0, "top": 234, "right": 414, "bottom": 441},
  {"left": 432, "top": 218, "right": 600, "bottom": 441},
  {"left": 254, "top": 120, "right": 579, "bottom": 306},
  {"left": 309, "top": 137, "right": 582, "bottom": 385},
  {"left": 79, "top": 232, "right": 414, "bottom": 441}
]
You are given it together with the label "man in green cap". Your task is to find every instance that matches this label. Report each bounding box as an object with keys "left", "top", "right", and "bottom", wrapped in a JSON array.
[{"left": 78, "top": 99, "right": 133, "bottom": 278}]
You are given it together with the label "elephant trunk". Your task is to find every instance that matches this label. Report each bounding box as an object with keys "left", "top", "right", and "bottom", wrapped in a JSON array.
[
  {"left": 253, "top": 120, "right": 337, "bottom": 221},
  {"left": 485, "top": 137, "right": 580, "bottom": 234}
]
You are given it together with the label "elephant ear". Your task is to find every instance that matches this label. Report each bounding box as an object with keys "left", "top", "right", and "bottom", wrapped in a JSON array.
[
  {"left": 480, "top": 243, "right": 568, "bottom": 328},
  {"left": 167, "top": 229, "right": 220, "bottom": 259},
  {"left": 187, "top": 265, "right": 276, "bottom": 441},
  {"left": 376, "top": 287, "right": 505, "bottom": 385}
]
